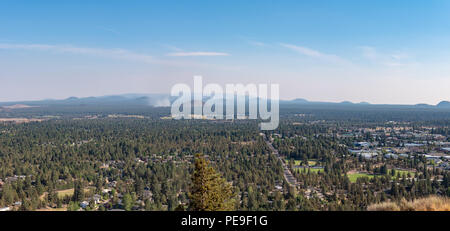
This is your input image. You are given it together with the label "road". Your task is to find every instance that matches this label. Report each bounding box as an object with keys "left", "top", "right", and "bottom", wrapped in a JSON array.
[{"left": 262, "top": 134, "right": 298, "bottom": 187}]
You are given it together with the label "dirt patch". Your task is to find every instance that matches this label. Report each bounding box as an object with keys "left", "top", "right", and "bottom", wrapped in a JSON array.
[{"left": 0, "top": 118, "right": 46, "bottom": 123}]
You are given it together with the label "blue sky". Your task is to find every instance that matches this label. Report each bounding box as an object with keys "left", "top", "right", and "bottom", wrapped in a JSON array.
[{"left": 1, "top": 0, "right": 450, "bottom": 104}]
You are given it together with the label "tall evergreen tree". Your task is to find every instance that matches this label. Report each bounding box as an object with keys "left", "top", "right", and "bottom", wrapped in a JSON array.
[
  {"left": 189, "top": 154, "right": 235, "bottom": 211},
  {"left": 72, "top": 180, "right": 84, "bottom": 202}
]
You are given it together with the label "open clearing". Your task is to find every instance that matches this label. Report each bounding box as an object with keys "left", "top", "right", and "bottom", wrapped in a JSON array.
[
  {"left": 0, "top": 118, "right": 46, "bottom": 123},
  {"left": 285, "top": 159, "right": 318, "bottom": 166},
  {"left": 295, "top": 167, "right": 323, "bottom": 174},
  {"left": 346, "top": 169, "right": 416, "bottom": 183},
  {"left": 56, "top": 187, "right": 93, "bottom": 198},
  {"left": 347, "top": 172, "right": 375, "bottom": 183},
  {"left": 56, "top": 188, "right": 75, "bottom": 198}
]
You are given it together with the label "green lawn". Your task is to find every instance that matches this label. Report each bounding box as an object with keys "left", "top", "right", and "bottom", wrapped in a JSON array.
[
  {"left": 56, "top": 187, "right": 93, "bottom": 199},
  {"left": 296, "top": 167, "right": 323, "bottom": 174},
  {"left": 346, "top": 169, "right": 416, "bottom": 183},
  {"left": 285, "top": 159, "right": 318, "bottom": 166},
  {"left": 347, "top": 172, "right": 374, "bottom": 183}
]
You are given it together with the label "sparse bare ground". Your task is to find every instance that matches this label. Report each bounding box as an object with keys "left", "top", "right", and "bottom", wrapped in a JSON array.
[{"left": 0, "top": 118, "right": 45, "bottom": 123}]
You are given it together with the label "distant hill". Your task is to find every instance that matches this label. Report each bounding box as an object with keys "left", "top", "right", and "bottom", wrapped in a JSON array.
[
  {"left": 437, "top": 101, "right": 450, "bottom": 108},
  {"left": 282, "top": 99, "right": 362, "bottom": 105},
  {"left": 0, "top": 95, "right": 449, "bottom": 110},
  {"left": 65, "top": 96, "right": 79, "bottom": 101},
  {"left": 291, "top": 98, "right": 309, "bottom": 103},
  {"left": 282, "top": 98, "right": 450, "bottom": 109},
  {"left": 0, "top": 94, "right": 171, "bottom": 107}
]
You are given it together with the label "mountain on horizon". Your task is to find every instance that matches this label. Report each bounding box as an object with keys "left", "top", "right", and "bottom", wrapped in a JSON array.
[
  {"left": 0, "top": 94, "right": 449, "bottom": 109},
  {"left": 437, "top": 101, "right": 450, "bottom": 108}
]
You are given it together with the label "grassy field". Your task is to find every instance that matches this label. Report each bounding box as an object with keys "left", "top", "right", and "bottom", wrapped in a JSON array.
[
  {"left": 296, "top": 167, "right": 323, "bottom": 174},
  {"left": 56, "top": 187, "right": 93, "bottom": 199},
  {"left": 346, "top": 169, "right": 416, "bottom": 183},
  {"left": 285, "top": 159, "right": 318, "bottom": 166},
  {"left": 56, "top": 188, "right": 75, "bottom": 198},
  {"left": 347, "top": 172, "right": 374, "bottom": 183}
]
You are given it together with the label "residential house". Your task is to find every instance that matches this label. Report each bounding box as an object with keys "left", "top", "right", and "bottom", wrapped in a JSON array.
[{"left": 80, "top": 201, "right": 89, "bottom": 209}]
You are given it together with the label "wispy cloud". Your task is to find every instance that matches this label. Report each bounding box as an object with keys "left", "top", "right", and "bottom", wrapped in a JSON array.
[
  {"left": 280, "top": 43, "right": 349, "bottom": 64},
  {"left": 0, "top": 43, "right": 241, "bottom": 71},
  {"left": 280, "top": 43, "right": 324, "bottom": 57},
  {"left": 100, "top": 27, "right": 120, "bottom": 35},
  {"left": 163, "top": 44, "right": 184, "bottom": 52},
  {"left": 0, "top": 43, "right": 155, "bottom": 63},
  {"left": 166, "top": 51, "right": 230, "bottom": 57},
  {"left": 248, "top": 41, "right": 268, "bottom": 47},
  {"left": 359, "top": 46, "right": 412, "bottom": 67}
]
